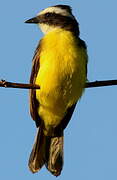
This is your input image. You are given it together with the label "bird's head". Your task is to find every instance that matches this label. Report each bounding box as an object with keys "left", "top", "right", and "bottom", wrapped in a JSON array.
[{"left": 25, "top": 5, "right": 79, "bottom": 36}]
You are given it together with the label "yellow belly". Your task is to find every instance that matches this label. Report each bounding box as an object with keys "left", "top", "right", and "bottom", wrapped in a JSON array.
[{"left": 35, "top": 29, "right": 87, "bottom": 134}]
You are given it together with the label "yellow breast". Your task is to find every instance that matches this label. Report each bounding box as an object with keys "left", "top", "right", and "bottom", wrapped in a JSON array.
[{"left": 35, "top": 29, "right": 87, "bottom": 131}]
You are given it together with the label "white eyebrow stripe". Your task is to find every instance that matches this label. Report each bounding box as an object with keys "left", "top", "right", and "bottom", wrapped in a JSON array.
[{"left": 37, "top": 7, "right": 74, "bottom": 19}]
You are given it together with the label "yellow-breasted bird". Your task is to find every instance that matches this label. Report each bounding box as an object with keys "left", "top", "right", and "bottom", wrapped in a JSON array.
[{"left": 25, "top": 4, "right": 88, "bottom": 176}]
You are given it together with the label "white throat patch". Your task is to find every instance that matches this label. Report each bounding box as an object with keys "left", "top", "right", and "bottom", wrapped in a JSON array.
[{"left": 39, "top": 24, "right": 58, "bottom": 34}]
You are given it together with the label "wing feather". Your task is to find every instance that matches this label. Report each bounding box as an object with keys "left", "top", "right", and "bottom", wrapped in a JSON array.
[{"left": 29, "top": 40, "right": 42, "bottom": 127}]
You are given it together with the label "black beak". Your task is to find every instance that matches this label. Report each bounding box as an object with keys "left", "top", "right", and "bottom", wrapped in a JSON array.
[{"left": 25, "top": 16, "right": 40, "bottom": 24}]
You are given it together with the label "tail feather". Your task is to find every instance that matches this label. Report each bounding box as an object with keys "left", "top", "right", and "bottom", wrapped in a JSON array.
[
  {"left": 28, "top": 128, "right": 64, "bottom": 176},
  {"left": 28, "top": 128, "right": 46, "bottom": 173},
  {"left": 46, "top": 135, "right": 64, "bottom": 176}
]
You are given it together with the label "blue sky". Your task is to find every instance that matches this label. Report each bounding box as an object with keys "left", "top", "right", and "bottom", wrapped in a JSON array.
[{"left": 0, "top": 0, "right": 117, "bottom": 179}]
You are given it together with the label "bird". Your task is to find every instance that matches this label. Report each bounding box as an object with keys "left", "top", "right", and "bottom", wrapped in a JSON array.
[{"left": 25, "top": 4, "right": 88, "bottom": 176}]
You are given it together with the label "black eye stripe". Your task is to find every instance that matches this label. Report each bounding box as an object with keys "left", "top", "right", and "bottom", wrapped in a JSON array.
[
  {"left": 45, "top": 12, "right": 60, "bottom": 17},
  {"left": 39, "top": 13, "right": 77, "bottom": 25},
  {"left": 44, "top": 12, "right": 74, "bottom": 21}
]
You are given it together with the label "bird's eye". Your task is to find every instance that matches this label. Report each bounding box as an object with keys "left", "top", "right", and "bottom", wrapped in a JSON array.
[{"left": 45, "top": 13, "right": 50, "bottom": 17}]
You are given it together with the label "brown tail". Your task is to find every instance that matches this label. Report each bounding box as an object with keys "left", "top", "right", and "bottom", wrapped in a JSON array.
[{"left": 28, "top": 128, "right": 64, "bottom": 176}]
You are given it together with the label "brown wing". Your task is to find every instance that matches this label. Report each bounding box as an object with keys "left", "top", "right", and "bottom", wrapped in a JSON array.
[
  {"left": 29, "top": 40, "right": 42, "bottom": 127},
  {"left": 78, "top": 38, "right": 88, "bottom": 76}
]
